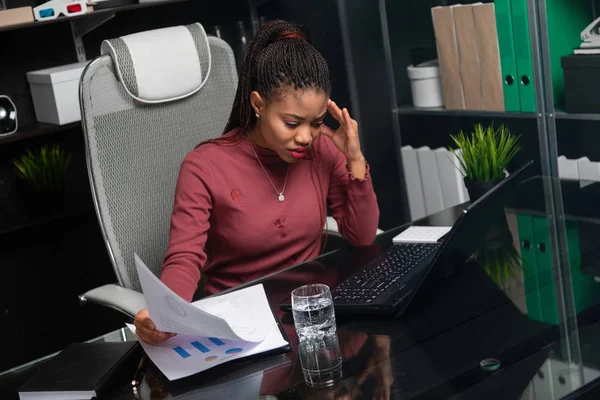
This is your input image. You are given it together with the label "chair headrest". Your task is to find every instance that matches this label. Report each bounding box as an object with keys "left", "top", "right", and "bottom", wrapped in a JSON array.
[{"left": 100, "top": 23, "right": 211, "bottom": 104}]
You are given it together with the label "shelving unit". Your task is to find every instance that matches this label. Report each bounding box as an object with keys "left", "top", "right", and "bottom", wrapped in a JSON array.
[
  {"left": 0, "top": 207, "right": 94, "bottom": 237},
  {"left": 556, "top": 111, "right": 600, "bottom": 121},
  {"left": 384, "top": 0, "right": 600, "bottom": 184},
  {"left": 0, "top": 122, "right": 80, "bottom": 146},
  {"left": 395, "top": 105, "right": 536, "bottom": 119},
  {"left": 0, "top": 0, "right": 188, "bottom": 33}
]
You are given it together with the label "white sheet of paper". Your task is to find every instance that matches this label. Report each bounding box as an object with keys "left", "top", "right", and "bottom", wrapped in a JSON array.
[
  {"left": 193, "top": 285, "right": 279, "bottom": 341},
  {"left": 135, "top": 253, "right": 271, "bottom": 342},
  {"left": 126, "top": 324, "right": 289, "bottom": 381}
]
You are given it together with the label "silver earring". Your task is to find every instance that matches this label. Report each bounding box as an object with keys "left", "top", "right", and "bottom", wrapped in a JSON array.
[{"left": 255, "top": 113, "right": 260, "bottom": 119}]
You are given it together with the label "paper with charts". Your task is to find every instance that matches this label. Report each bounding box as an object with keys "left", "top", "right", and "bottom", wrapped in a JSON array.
[{"left": 130, "top": 254, "right": 289, "bottom": 380}]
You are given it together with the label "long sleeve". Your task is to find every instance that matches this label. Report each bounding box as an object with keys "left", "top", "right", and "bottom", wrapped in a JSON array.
[
  {"left": 325, "top": 138, "right": 380, "bottom": 247},
  {"left": 160, "top": 152, "right": 214, "bottom": 302}
]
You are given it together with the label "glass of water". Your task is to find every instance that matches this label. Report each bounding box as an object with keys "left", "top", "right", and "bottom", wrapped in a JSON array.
[{"left": 291, "top": 284, "right": 342, "bottom": 388}]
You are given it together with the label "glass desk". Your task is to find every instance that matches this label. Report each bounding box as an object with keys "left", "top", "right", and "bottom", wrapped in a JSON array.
[{"left": 3, "top": 180, "right": 600, "bottom": 399}]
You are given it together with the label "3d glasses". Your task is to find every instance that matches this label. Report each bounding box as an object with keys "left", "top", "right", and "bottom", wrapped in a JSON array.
[{"left": 33, "top": 0, "right": 87, "bottom": 21}]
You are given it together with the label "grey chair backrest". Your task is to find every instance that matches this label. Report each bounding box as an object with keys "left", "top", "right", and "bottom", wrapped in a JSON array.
[{"left": 80, "top": 23, "right": 238, "bottom": 292}]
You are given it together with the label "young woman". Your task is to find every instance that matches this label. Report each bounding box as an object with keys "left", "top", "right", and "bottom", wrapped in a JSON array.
[{"left": 134, "top": 20, "right": 379, "bottom": 344}]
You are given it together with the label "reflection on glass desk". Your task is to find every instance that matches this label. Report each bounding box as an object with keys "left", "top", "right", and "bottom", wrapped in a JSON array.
[
  {"left": 3, "top": 177, "right": 600, "bottom": 398},
  {"left": 511, "top": 176, "right": 600, "bottom": 280}
]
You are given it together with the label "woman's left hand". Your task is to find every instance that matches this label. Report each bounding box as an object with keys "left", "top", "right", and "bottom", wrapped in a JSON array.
[{"left": 320, "top": 100, "right": 366, "bottom": 169}]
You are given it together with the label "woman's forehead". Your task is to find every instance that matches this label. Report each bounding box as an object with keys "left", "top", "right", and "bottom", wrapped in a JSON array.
[{"left": 269, "top": 88, "right": 328, "bottom": 113}]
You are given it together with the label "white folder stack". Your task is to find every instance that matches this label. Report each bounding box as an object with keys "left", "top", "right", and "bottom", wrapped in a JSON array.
[
  {"left": 401, "top": 146, "right": 470, "bottom": 221},
  {"left": 558, "top": 155, "right": 600, "bottom": 181}
]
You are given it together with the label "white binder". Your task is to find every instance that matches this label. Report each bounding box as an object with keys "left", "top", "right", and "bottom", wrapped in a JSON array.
[
  {"left": 435, "top": 148, "right": 469, "bottom": 208},
  {"left": 401, "top": 146, "right": 427, "bottom": 220},
  {"left": 417, "top": 146, "right": 445, "bottom": 215},
  {"left": 558, "top": 155, "right": 579, "bottom": 180},
  {"left": 576, "top": 157, "right": 600, "bottom": 182}
]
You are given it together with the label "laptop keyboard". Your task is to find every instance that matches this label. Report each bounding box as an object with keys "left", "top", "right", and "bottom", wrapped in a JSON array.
[{"left": 332, "top": 243, "right": 441, "bottom": 304}]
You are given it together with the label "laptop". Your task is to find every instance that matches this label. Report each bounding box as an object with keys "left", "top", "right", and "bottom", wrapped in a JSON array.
[{"left": 281, "top": 160, "right": 533, "bottom": 317}]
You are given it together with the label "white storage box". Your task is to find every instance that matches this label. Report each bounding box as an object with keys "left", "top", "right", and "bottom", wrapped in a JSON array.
[
  {"left": 26, "top": 61, "right": 89, "bottom": 125},
  {"left": 406, "top": 60, "right": 444, "bottom": 108}
]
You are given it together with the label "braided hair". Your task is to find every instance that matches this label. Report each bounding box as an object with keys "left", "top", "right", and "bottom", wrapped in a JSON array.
[
  {"left": 206, "top": 19, "right": 332, "bottom": 247},
  {"left": 220, "top": 19, "right": 331, "bottom": 138}
]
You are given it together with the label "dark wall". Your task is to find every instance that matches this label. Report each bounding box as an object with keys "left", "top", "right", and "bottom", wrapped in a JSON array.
[
  {"left": 341, "top": 0, "right": 409, "bottom": 229},
  {"left": 386, "top": 0, "right": 438, "bottom": 107},
  {"left": 557, "top": 120, "right": 600, "bottom": 162}
]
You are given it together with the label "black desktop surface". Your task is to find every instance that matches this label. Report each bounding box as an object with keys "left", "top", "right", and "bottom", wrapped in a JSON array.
[
  {"left": 4, "top": 177, "right": 600, "bottom": 399},
  {"left": 270, "top": 255, "right": 552, "bottom": 399},
  {"left": 138, "top": 206, "right": 600, "bottom": 398}
]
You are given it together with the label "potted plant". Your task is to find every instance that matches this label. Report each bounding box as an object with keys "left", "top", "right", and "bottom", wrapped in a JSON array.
[
  {"left": 451, "top": 123, "right": 522, "bottom": 201},
  {"left": 13, "top": 143, "right": 72, "bottom": 213}
]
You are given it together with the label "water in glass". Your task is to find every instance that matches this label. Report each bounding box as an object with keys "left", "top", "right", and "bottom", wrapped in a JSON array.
[{"left": 292, "top": 284, "right": 342, "bottom": 387}]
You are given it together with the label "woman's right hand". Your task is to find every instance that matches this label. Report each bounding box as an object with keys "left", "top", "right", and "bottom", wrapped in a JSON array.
[{"left": 134, "top": 309, "right": 177, "bottom": 345}]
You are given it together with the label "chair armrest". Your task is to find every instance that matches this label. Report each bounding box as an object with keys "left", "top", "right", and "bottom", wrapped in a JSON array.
[
  {"left": 324, "top": 216, "right": 384, "bottom": 236},
  {"left": 325, "top": 216, "right": 341, "bottom": 235},
  {"left": 79, "top": 284, "right": 147, "bottom": 318}
]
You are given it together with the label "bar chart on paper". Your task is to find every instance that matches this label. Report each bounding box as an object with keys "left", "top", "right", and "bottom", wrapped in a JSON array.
[
  {"left": 170, "top": 337, "right": 246, "bottom": 364},
  {"left": 127, "top": 319, "right": 287, "bottom": 380}
]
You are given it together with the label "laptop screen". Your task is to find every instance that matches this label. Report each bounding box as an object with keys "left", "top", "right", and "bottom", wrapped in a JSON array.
[{"left": 407, "top": 161, "right": 533, "bottom": 310}]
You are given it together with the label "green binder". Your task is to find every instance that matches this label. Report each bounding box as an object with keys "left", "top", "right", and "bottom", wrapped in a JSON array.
[
  {"left": 510, "top": 0, "right": 536, "bottom": 113},
  {"left": 494, "top": 0, "right": 591, "bottom": 112},
  {"left": 494, "top": 0, "right": 521, "bottom": 112}
]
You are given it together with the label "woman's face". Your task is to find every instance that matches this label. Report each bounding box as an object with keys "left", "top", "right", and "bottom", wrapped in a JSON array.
[{"left": 251, "top": 87, "right": 328, "bottom": 163}]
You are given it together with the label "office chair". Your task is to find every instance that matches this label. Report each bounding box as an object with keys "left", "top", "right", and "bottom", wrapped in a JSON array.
[{"left": 79, "top": 23, "right": 237, "bottom": 317}]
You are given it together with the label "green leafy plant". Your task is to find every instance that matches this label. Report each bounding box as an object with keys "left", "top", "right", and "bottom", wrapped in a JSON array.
[
  {"left": 450, "top": 123, "right": 522, "bottom": 181},
  {"left": 13, "top": 143, "right": 72, "bottom": 192}
]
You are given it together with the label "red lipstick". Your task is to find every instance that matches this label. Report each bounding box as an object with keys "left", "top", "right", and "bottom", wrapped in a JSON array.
[{"left": 289, "top": 148, "right": 307, "bottom": 159}]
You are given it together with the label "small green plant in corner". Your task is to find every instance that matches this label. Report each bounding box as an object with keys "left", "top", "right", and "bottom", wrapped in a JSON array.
[
  {"left": 13, "top": 143, "right": 72, "bottom": 192},
  {"left": 450, "top": 123, "right": 522, "bottom": 181}
]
